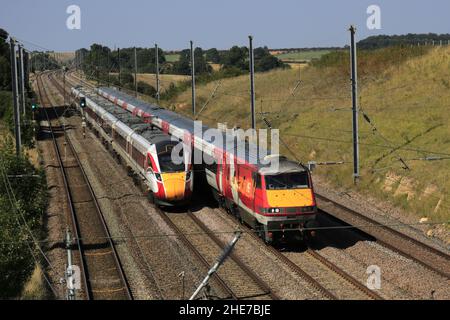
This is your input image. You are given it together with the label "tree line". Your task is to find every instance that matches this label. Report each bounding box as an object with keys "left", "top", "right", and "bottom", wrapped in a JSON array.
[
  {"left": 357, "top": 33, "right": 450, "bottom": 49},
  {"left": 75, "top": 43, "right": 287, "bottom": 99}
]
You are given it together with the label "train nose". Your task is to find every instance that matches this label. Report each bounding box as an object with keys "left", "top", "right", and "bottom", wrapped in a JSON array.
[{"left": 162, "top": 173, "right": 186, "bottom": 200}]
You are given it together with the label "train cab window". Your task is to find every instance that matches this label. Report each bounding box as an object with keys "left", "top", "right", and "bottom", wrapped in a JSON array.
[
  {"left": 264, "top": 172, "right": 309, "bottom": 190},
  {"left": 158, "top": 152, "right": 185, "bottom": 173}
]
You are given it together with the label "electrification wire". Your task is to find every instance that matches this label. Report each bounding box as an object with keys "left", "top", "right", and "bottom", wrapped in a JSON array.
[
  {"left": 282, "top": 132, "right": 450, "bottom": 158},
  {"left": 0, "top": 218, "right": 446, "bottom": 246}
]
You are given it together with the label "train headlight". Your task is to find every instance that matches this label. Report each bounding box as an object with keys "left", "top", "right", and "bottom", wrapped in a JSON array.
[{"left": 268, "top": 208, "right": 281, "bottom": 214}]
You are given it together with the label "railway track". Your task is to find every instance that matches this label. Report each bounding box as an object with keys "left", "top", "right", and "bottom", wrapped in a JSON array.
[
  {"left": 212, "top": 207, "right": 382, "bottom": 300},
  {"left": 315, "top": 193, "right": 450, "bottom": 279},
  {"left": 50, "top": 75, "right": 277, "bottom": 299},
  {"left": 37, "top": 72, "right": 133, "bottom": 300},
  {"left": 156, "top": 207, "right": 277, "bottom": 300},
  {"left": 59, "top": 69, "right": 447, "bottom": 297}
]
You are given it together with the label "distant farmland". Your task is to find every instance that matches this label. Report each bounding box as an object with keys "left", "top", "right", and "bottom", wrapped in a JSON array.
[
  {"left": 165, "top": 54, "right": 180, "bottom": 62},
  {"left": 275, "top": 49, "right": 333, "bottom": 62}
]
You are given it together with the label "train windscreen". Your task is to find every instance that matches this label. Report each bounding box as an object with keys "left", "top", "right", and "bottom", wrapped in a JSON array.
[
  {"left": 264, "top": 172, "right": 310, "bottom": 190},
  {"left": 158, "top": 150, "right": 185, "bottom": 173}
]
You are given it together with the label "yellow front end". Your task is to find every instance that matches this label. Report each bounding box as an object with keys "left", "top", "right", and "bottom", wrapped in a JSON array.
[
  {"left": 266, "top": 189, "right": 315, "bottom": 208},
  {"left": 161, "top": 172, "right": 186, "bottom": 201}
]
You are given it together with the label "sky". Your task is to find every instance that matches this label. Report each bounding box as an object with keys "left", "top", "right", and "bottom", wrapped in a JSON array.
[{"left": 1, "top": 0, "right": 449, "bottom": 52}]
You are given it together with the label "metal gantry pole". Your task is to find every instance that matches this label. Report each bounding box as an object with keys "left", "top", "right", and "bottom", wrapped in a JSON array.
[
  {"left": 117, "top": 47, "right": 121, "bottom": 89},
  {"left": 9, "top": 38, "right": 21, "bottom": 156},
  {"left": 190, "top": 40, "right": 196, "bottom": 115},
  {"left": 349, "top": 25, "right": 359, "bottom": 182},
  {"left": 134, "top": 46, "right": 138, "bottom": 97},
  {"left": 30, "top": 52, "right": 33, "bottom": 74},
  {"left": 107, "top": 49, "right": 110, "bottom": 87},
  {"left": 18, "top": 45, "right": 26, "bottom": 116},
  {"left": 249, "top": 35, "right": 256, "bottom": 130},
  {"left": 155, "top": 43, "right": 160, "bottom": 102},
  {"left": 25, "top": 50, "right": 30, "bottom": 84},
  {"left": 63, "top": 68, "right": 67, "bottom": 106}
]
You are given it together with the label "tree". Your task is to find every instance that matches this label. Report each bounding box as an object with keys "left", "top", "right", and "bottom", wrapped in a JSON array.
[
  {"left": 171, "top": 47, "right": 212, "bottom": 75},
  {"left": 254, "top": 46, "right": 285, "bottom": 72},
  {"left": 137, "top": 81, "right": 156, "bottom": 96},
  {"left": 0, "top": 139, "right": 48, "bottom": 298},
  {"left": 0, "top": 29, "right": 10, "bottom": 90},
  {"left": 0, "top": 28, "right": 8, "bottom": 41},
  {"left": 30, "top": 52, "right": 59, "bottom": 72},
  {"left": 171, "top": 49, "right": 191, "bottom": 75},
  {"left": 121, "top": 72, "right": 134, "bottom": 89},
  {"left": 221, "top": 46, "right": 285, "bottom": 72},
  {"left": 193, "top": 47, "right": 212, "bottom": 74},
  {"left": 205, "top": 48, "right": 220, "bottom": 63},
  {"left": 222, "top": 46, "right": 248, "bottom": 70}
]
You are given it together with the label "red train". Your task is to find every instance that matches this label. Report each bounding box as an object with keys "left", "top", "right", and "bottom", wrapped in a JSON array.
[{"left": 95, "top": 87, "right": 317, "bottom": 243}]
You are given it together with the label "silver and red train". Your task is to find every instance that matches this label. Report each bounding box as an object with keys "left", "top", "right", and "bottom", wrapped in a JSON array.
[
  {"left": 96, "top": 87, "right": 317, "bottom": 243},
  {"left": 71, "top": 86, "right": 193, "bottom": 206}
]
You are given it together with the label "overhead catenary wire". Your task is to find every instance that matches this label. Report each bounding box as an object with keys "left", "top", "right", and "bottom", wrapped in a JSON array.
[
  {"left": 0, "top": 217, "right": 446, "bottom": 246},
  {"left": 27, "top": 37, "right": 450, "bottom": 220}
]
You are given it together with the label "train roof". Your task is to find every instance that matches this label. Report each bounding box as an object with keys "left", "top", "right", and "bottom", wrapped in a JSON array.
[
  {"left": 98, "top": 87, "right": 305, "bottom": 172},
  {"left": 74, "top": 87, "right": 177, "bottom": 149}
]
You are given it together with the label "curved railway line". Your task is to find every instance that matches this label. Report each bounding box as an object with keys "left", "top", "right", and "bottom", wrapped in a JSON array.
[
  {"left": 315, "top": 193, "right": 450, "bottom": 279},
  {"left": 49, "top": 69, "right": 448, "bottom": 300},
  {"left": 36, "top": 72, "right": 133, "bottom": 300},
  {"left": 49, "top": 71, "right": 277, "bottom": 300}
]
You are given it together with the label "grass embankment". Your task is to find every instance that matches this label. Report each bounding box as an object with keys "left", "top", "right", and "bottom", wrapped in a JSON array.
[
  {"left": 136, "top": 73, "right": 190, "bottom": 92},
  {"left": 167, "top": 46, "right": 450, "bottom": 224}
]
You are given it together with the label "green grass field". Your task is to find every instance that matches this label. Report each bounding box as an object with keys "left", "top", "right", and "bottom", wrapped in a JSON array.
[
  {"left": 166, "top": 46, "right": 450, "bottom": 224},
  {"left": 165, "top": 54, "right": 180, "bottom": 62},
  {"left": 275, "top": 49, "right": 333, "bottom": 61}
]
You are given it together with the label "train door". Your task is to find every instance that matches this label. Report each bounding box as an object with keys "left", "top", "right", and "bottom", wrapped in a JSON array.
[
  {"left": 237, "top": 165, "right": 255, "bottom": 212},
  {"left": 221, "top": 153, "right": 230, "bottom": 199},
  {"left": 215, "top": 150, "right": 224, "bottom": 195},
  {"left": 253, "top": 171, "right": 263, "bottom": 213},
  {"left": 229, "top": 156, "right": 239, "bottom": 203}
]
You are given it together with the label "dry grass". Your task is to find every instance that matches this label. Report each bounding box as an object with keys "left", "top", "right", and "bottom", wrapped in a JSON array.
[
  {"left": 286, "top": 63, "right": 308, "bottom": 70},
  {"left": 209, "top": 63, "right": 221, "bottom": 71},
  {"left": 21, "top": 265, "right": 50, "bottom": 300},
  {"left": 136, "top": 73, "right": 190, "bottom": 91},
  {"left": 168, "top": 47, "right": 450, "bottom": 223}
]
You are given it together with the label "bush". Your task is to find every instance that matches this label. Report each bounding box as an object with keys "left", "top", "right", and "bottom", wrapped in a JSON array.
[
  {"left": 137, "top": 81, "right": 156, "bottom": 97},
  {"left": 0, "top": 139, "right": 48, "bottom": 298},
  {"left": 0, "top": 91, "right": 37, "bottom": 148}
]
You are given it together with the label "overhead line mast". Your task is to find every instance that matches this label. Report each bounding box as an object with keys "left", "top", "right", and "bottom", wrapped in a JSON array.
[
  {"left": 190, "top": 40, "right": 196, "bottom": 115},
  {"left": 349, "top": 25, "right": 360, "bottom": 183},
  {"left": 249, "top": 35, "right": 256, "bottom": 130}
]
